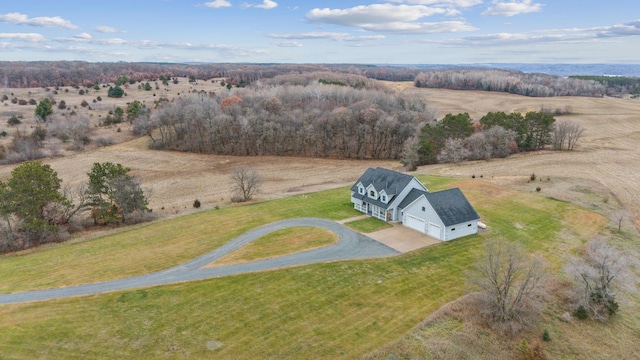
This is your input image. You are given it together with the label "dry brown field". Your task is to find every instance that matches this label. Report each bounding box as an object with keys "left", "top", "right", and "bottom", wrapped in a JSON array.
[{"left": 1, "top": 79, "right": 639, "bottom": 230}]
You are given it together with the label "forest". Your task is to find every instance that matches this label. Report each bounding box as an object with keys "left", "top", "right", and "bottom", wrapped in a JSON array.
[
  {"left": 139, "top": 83, "right": 433, "bottom": 159},
  {"left": 414, "top": 69, "right": 607, "bottom": 97},
  {"left": 0, "top": 61, "right": 419, "bottom": 89},
  {"left": 569, "top": 75, "right": 640, "bottom": 97},
  {"left": 3, "top": 61, "right": 637, "bottom": 97}
]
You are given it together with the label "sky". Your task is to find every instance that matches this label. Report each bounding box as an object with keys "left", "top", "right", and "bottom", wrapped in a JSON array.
[{"left": 0, "top": 0, "right": 639, "bottom": 64}]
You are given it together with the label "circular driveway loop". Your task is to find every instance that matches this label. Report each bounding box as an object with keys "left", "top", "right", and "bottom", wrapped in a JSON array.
[{"left": 0, "top": 218, "right": 399, "bottom": 305}]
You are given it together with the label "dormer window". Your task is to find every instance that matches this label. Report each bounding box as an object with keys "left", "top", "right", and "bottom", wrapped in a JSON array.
[
  {"left": 359, "top": 186, "right": 364, "bottom": 195},
  {"left": 381, "top": 195, "right": 387, "bottom": 202},
  {"left": 369, "top": 190, "right": 375, "bottom": 197}
]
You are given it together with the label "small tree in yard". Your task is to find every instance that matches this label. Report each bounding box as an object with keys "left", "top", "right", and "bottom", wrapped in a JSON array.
[
  {"left": 86, "top": 162, "right": 150, "bottom": 225},
  {"left": 565, "top": 238, "right": 631, "bottom": 321},
  {"left": 469, "top": 239, "right": 546, "bottom": 334},
  {"left": 230, "top": 167, "right": 261, "bottom": 202},
  {"left": 1, "top": 161, "right": 72, "bottom": 247}
]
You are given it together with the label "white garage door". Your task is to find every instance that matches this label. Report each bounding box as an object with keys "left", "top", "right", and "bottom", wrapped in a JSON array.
[
  {"left": 404, "top": 214, "right": 426, "bottom": 233},
  {"left": 428, "top": 223, "right": 441, "bottom": 239}
]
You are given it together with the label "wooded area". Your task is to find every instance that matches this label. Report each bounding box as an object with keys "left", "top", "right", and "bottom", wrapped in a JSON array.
[
  {"left": 4, "top": 61, "right": 633, "bottom": 97},
  {"left": 141, "top": 84, "right": 434, "bottom": 159},
  {"left": 415, "top": 69, "right": 607, "bottom": 97},
  {"left": 0, "top": 62, "right": 421, "bottom": 89},
  {"left": 0, "top": 161, "right": 150, "bottom": 253}
]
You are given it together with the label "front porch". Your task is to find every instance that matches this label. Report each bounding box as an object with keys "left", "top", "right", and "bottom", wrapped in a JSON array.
[{"left": 354, "top": 201, "right": 392, "bottom": 221}]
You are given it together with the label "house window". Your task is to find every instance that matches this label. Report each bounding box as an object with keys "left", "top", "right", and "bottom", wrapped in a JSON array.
[
  {"left": 359, "top": 187, "right": 364, "bottom": 195},
  {"left": 421, "top": 206, "right": 425, "bottom": 212},
  {"left": 370, "top": 190, "right": 375, "bottom": 197},
  {"left": 452, "top": 228, "right": 456, "bottom": 231},
  {"left": 381, "top": 195, "right": 386, "bottom": 202}
]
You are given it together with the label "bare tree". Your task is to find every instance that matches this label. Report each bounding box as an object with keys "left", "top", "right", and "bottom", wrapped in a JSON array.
[
  {"left": 565, "top": 238, "right": 630, "bottom": 321},
  {"left": 553, "top": 120, "right": 585, "bottom": 150},
  {"left": 565, "top": 120, "right": 585, "bottom": 150},
  {"left": 230, "top": 167, "right": 261, "bottom": 202},
  {"left": 469, "top": 239, "right": 546, "bottom": 333},
  {"left": 613, "top": 209, "right": 630, "bottom": 232},
  {"left": 400, "top": 136, "right": 420, "bottom": 171},
  {"left": 437, "top": 137, "right": 470, "bottom": 163}
]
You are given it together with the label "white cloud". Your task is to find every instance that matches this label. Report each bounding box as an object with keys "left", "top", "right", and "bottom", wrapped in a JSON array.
[
  {"left": 274, "top": 41, "right": 303, "bottom": 47},
  {"left": 56, "top": 36, "right": 129, "bottom": 45},
  {"left": 454, "top": 32, "right": 592, "bottom": 46},
  {"left": 482, "top": 1, "right": 542, "bottom": 17},
  {"left": 268, "top": 32, "right": 385, "bottom": 42},
  {"left": 368, "top": 21, "right": 476, "bottom": 33},
  {"left": 204, "top": 0, "right": 232, "bottom": 8},
  {"left": 0, "top": 12, "right": 78, "bottom": 29},
  {"left": 0, "top": 32, "right": 46, "bottom": 42},
  {"left": 74, "top": 32, "right": 92, "bottom": 40},
  {"left": 95, "top": 25, "right": 125, "bottom": 33},
  {"left": 308, "top": 4, "right": 446, "bottom": 25},
  {"left": 306, "top": 4, "right": 476, "bottom": 34},
  {"left": 256, "top": 0, "right": 278, "bottom": 9},
  {"left": 595, "top": 20, "right": 640, "bottom": 37},
  {"left": 389, "top": 0, "right": 482, "bottom": 7},
  {"left": 431, "top": 20, "right": 640, "bottom": 48}
]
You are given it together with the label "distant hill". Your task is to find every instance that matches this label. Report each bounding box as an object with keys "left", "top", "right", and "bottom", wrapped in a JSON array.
[{"left": 473, "top": 63, "right": 640, "bottom": 77}]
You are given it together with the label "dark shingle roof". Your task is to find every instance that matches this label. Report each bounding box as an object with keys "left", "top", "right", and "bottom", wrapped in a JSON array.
[
  {"left": 398, "top": 188, "right": 428, "bottom": 209},
  {"left": 351, "top": 167, "right": 418, "bottom": 210},
  {"left": 350, "top": 167, "right": 415, "bottom": 196},
  {"left": 425, "top": 188, "right": 480, "bottom": 226}
]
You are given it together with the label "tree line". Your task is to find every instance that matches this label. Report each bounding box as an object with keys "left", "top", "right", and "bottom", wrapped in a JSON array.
[
  {"left": 6, "top": 61, "right": 634, "bottom": 98},
  {"left": 415, "top": 69, "right": 606, "bottom": 97},
  {"left": 137, "top": 83, "right": 434, "bottom": 159},
  {"left": 569, "top": 75, "right": 640, "bottom": 97},
  {"left": 0, "top": 161, "right": 150, "bottom": 253},
  {"left": 401, "top": 111, "right": 584, "bottom": 170},
  {"left": 0, "top": 61, "right": 422, "bottom": 89}
]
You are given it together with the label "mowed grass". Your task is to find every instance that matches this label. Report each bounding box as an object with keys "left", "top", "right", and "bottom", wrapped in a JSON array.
[
  {"left": 345, "top": 217, "right": 393, "bottom": 233},
  {"left": 205, "top": 226, "right": 338, "bottom": 267},
  {"left": 0, "top": 187, "right": 359, "bottom": 293},
  {"left": 0, "top": 176, "right": 608, "bottom": 359}
]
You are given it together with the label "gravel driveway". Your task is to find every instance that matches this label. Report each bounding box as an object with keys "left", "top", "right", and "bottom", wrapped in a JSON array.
[{"left": 0, "top": 218, "right": 399, "bottom": 305}]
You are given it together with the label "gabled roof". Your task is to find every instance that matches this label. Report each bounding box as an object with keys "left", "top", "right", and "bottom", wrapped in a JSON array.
[
  {"left": 398, "top": 188, "right": 428, "bottom": 209},
  {"left": 426, "top": 188, "right": 480, "bottom": 226},
  {"left": 350, "top": 167, "right": 416, "bottom": 196},
  {"left": 400, "top": 188, "right": 479, "bottom": 226}
]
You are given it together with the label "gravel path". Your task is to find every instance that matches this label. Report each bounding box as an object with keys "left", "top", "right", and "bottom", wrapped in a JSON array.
[{"left": 0, "top": 218, "right": 399, "bottom": 305}]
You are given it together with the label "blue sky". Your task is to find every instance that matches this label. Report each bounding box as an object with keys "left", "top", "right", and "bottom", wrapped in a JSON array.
[{"left": 1, "top": 0, "right": 639, "bottom": 64}]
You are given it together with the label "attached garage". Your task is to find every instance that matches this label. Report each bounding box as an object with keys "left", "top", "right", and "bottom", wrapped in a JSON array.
[
  {"left": 399, "top": 187, "right": 480, "bottom": 241},
  {"left": 427, "top": 222, "right": 441, "bottom": 239},
  {"left": 404, "top": 214, "right": 426, "bottom": 233}
]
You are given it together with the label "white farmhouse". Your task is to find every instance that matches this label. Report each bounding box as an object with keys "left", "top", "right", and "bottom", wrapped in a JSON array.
[{"left": 350, "top": 167, "right": 480, "bottom": 241}]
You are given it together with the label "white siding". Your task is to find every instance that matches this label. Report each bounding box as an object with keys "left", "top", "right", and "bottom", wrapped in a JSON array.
[
  {"left": 351, "top": 197, "right": 366, "bottom": 213},
  {"left": 401, "top": 196, "right": 445, "bottom": 240},
  {"left": 444, "top": 221, "right": 478, "bottom": 241},
  {"left": 387, "top": 178, "right": 428, "bottom": 221},
  {"left": 404, "top": 214, "right": 426, "bottom": 233}
]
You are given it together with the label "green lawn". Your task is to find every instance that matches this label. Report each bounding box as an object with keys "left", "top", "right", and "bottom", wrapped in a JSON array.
[
  {"left": 0, "top": 187, "right": 359, "bottom": 293},
  {"left": 344, "top": 217, "right": 393, "bottom": 233},
  {"left": 0, "top": 176, "right": 607, "bottom": 359},
  {"left": 207, "top": 226, "right": 338, "bottom": 267}
]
